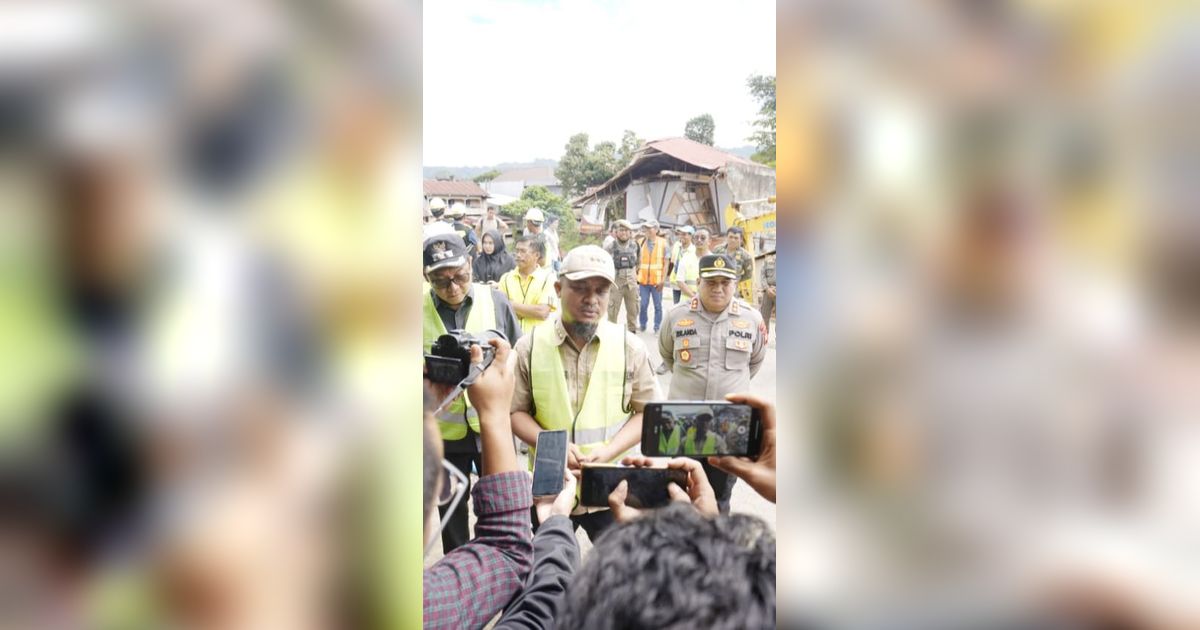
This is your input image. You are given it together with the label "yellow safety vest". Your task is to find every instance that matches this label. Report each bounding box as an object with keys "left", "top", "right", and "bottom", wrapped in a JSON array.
[
  {"left": 659, "top": 426, "right": 681, "bottom": 454},
  {"left": 529, "top": 319, "right": 629, "bottom": 468},
  {"left": 683, "top": 428, "right": 718, "bottom": 455},
  {"left": 422, "top": 286, "right": 496, "bottom": 439},
  {"left": 499, "top": 268, "right": 552, "bottom": 334}
]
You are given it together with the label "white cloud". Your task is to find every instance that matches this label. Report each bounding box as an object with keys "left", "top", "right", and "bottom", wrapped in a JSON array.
[{"left": 423, "top": 0, "right": 775, "bottom": 166}]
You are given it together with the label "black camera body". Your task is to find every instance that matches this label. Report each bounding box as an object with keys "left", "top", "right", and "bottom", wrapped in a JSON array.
[{"left": 424, "top": 329, "right": 506, "bottom": 384}]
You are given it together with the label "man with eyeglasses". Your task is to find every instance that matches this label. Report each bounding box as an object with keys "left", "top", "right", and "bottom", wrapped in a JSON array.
[
  {"left": 510, "top": 246, "right": 661, "bottom": 542},
  {"left": 423, "top": 233, "right": 522, "bottom": 554}
]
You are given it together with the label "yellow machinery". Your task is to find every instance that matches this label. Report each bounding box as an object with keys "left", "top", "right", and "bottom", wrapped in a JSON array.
[{"left": 722, "top": 196, "right": 776, "bottom": 303}]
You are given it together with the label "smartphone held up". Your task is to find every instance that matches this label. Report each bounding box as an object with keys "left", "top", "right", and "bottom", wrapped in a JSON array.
[{"left": 640, "top": 401, "right": 762, "bottom": 458}]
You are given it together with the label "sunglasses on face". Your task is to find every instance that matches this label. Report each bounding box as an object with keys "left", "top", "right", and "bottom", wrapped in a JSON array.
[{"left": 430, "top": 271, "right": 471, "bottom": 289}]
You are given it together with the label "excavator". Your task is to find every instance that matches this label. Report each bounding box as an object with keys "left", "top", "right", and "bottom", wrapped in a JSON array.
[{"left": 722, "top": 196, "right": 776, "bottom": 303}]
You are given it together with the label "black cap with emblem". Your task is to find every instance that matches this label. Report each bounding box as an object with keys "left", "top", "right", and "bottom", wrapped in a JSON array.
[
  {"left": 698, "top": 253, "right": 738, "bottom": 279},
  {"left": 423, "top": 234, "right": 469, "bottom": 273}
]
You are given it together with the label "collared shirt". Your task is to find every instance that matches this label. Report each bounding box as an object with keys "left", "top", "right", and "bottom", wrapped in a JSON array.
[
  {"left": 658, "top": 297, "right": 767, "bottom": 400},
  {"left": 430, "top": 284, "right": 522, "bottom": 346},
  {"left": 423, "top": 470, "right": 534, "bottom": 629},
  {"left": 511, "top": 315, "right": 660, "bottom": 421}
]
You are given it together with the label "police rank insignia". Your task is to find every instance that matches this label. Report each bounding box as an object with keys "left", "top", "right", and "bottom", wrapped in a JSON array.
[{"left": 680, "top": 349, "right": 691, "bottom": 362}]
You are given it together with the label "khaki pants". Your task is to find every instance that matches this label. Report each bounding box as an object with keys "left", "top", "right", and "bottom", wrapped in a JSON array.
[
  {"left": 760, "top": 289, "right": 775, "bottom": 335},
  {"left": 608, "top": 279, "right": 640, "bottom": 332}
]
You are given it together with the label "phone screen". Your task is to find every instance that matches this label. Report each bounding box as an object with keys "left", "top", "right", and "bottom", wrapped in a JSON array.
[
  {"left": 531, "top": 430, "right": 568, "bottom": 496},
  {"left": 579, "top": 465, "right": 688, "bottom": 508},
  {"left": 641, "top": 402, "right": 761, "bottom": 457}
]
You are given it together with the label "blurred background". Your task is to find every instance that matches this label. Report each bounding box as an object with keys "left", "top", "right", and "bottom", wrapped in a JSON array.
[
  {"left": 0, "top": 0, "right": 422, "bottom": 628},
  {"left": 778, "top": 0, "right": 1200, "bottom": 628}
]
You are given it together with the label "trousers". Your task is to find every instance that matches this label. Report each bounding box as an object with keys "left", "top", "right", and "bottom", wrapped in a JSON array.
[
  {"left": 607, "top": 278, "right": 640, "bottom": 332},
  {"left": 438, "top": 450, "right": 481, "bottom": 554},
  {"left": 638, "top": 284, "right": 663, "bottom": 331}
]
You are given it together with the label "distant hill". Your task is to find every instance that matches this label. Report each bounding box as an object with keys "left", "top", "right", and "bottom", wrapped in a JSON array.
[
  {"left": 424, "top": 158, "right": 558, "bottom": 181},
  {"left": 718, "top": 145, "right": 757, "bottom": 159}
]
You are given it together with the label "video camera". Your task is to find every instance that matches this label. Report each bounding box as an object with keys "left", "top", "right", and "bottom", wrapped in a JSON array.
[{"left": 424, "top": 329, "right": 506, "bottom": 385}]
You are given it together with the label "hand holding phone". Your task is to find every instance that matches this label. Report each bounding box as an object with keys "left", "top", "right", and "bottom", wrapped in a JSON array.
[
  {"left": 619, "top": 456, "right": 718, "bottom": 518},
  {"left": 535, "top": 471, "right": 577, "bottom": 524},
  {"left": 708, "top": 393, "right": 776, "bottom": 503},
  {"left": 580, "top": 464, "right": 687, "bottom": 510}
]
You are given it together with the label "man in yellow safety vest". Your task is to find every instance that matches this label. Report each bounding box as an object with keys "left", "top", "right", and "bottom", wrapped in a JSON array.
[
  {"left": 422, "top": 233, "right": 522, "bottom": 553},
  {"left": 498, "top": 234, "right": 556, "bottom": 333},
  {"left": 510, "top": 245, "right": 661, "bottom": 541}
]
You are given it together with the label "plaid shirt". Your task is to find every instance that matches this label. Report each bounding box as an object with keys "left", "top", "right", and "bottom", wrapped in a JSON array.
[{"left": 423, "top": 470, "right": 533, "bottom": 629}]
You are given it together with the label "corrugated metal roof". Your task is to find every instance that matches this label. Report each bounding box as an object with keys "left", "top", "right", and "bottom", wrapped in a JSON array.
[
  {"left": 423, "top": 180, "right": 488, "bottom": 197},
  {"left": 644, "top": 137, "right": 754, "bottom": 170}
]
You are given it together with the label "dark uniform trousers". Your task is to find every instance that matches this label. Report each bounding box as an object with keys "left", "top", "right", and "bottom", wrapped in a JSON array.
[{"left": 438, "top": 436, "right": 482, "bottom": 554}]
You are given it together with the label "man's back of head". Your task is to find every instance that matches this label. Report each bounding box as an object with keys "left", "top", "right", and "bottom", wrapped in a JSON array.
[{"left": 557, "top": 503, "right": 776, "bottom": 630}]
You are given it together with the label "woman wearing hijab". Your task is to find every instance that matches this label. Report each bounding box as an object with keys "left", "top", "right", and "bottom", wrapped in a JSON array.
[{"left": 473, "top": 229, "right": 515, "bottom": 284}]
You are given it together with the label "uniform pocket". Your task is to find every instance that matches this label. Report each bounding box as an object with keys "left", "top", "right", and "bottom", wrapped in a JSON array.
[{"left": 724, "top": 336, "right": 751, "bottom": 369}]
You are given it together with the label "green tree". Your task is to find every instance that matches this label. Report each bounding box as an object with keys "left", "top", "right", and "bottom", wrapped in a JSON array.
[
  {"left": 684, "top": 114, "right": 715, "bottom": 146},
  {"left": 747, "top": 74, "right": 775, "bottom": 167},
  {"left": 502, "top": 185, "right": 571, "bottom": 222},
  {"left": 554, "top": 133, "right": 622, "bottom": 199},
  {"left": 619, "top": 130, "right": 643, "bottom": 166},
  {"left": 472, "top": 169, "right": 502, "bottom": 183}
]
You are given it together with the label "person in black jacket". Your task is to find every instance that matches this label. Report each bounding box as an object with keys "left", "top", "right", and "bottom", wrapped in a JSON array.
[{"left": 474, "top": 229, "right": 516, "bottom": 285}]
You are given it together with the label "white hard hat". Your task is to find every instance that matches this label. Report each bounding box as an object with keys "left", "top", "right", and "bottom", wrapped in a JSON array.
[
  {"left": 447, "top": 202, "right": 466, "bottom": 218},
  {"left": 524, "top": 207, "right": 545, "bottom": 223},
  {"left": 429, "top": 197, "right": 447, "bottom": 211}
]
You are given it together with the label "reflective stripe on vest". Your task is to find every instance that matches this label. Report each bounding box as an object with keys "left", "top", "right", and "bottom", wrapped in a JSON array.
[
  {"left": 637, "top": 237, "right": 666, "bottom": 285},
  {"left": 529, "top": 319, "right": 627, "bottom": 468},
  {"left": 422, "top": 287, "right": 496, "bottom": 439},
  {"left": 500, "top": 269, "right": 552, "bottom": 334}
]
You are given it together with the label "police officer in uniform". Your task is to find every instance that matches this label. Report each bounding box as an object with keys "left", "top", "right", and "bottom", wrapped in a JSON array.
[
  {"left": 422, "top": 234, "right": 522, "bottom": 553},
  {"left": 658, "top": 252, "right": 767, "bottom": 513},
  {"left": 447, "top": 203, "right": 479, "bottom": 255},
  {"left": 605, "top": 219, "right": 641, "bottom": 333}
]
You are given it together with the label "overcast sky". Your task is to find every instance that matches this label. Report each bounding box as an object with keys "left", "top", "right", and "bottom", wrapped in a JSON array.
[{"left": 423, "top": 0, "right": 776, "bottom": 167}]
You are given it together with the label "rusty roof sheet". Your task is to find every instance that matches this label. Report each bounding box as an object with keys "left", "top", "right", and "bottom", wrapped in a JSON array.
[
  {"left": 423, "top": 180, "right": 488, "bottom": 197},
  {"left": 645, "top": 137, "right": 754, "bottom": 170}
]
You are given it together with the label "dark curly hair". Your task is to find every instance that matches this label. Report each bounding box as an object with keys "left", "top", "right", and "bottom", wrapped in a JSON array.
[{"left": 556, "top": 503, "right": 776, "bottom": 629}]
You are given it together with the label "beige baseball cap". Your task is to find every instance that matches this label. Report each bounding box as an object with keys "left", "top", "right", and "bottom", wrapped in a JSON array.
[{"left": 560, "top": 245, "right": 615, "bottom": 283}]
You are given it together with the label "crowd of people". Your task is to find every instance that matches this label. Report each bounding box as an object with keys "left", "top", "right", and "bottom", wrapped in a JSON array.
[{"left": 421, "top": 206, "right": 777, "bottom": 628}]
